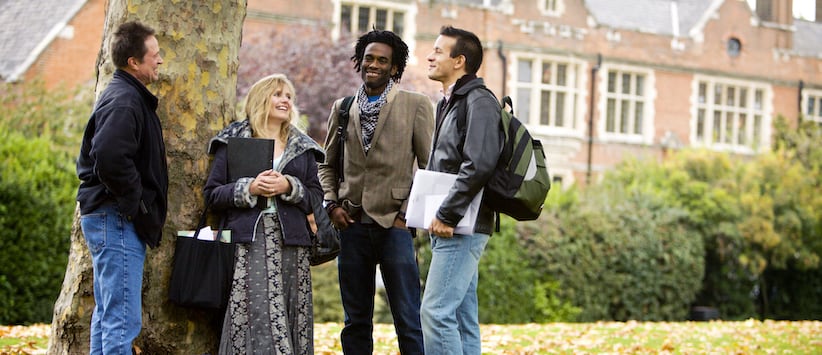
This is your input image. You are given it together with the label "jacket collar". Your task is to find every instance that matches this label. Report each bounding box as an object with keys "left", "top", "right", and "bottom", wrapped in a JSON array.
[
  {"left": 207, "top": 119, "right": 251, "bottom": 154},
  {"left": 452, "top": 74, "right": 483, "bottom": 99},
  {"left": 439, "top": 75, "right": 485, "bottom": 118},
  {"left": 113, "top": 69, "right": 158, "bottom": 111},
  {"left": 283, "top": 127, "right": 325, "bottom": 164},
  {"left": 207, "top": 119, "right": 324, "bottom": 163}
]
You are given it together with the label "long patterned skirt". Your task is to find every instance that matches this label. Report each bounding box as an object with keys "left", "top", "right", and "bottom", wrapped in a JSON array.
[{"left": 218, "top": 212, "right": 314, "bottom": 355}]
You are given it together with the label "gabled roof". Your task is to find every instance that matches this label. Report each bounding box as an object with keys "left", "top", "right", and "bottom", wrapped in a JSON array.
[
  {"left": 584, "top": 0, "right": 718, "bottom": 36},
  {"left": 794, "top": 19, "right": 822, "bottom": 57},
  {"left": 0, "top": 0, "right": 87, "bottom": 82},
  {"left": 584, "top": 0, "right": 822, "bottom": 58}
]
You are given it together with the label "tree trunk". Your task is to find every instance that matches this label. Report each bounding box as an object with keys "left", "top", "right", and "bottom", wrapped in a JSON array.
[{"left": 48, "top": 1, "right": 246, "bottom": 354}]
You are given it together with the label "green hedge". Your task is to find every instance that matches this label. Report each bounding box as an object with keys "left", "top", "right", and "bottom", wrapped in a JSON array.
[
  {"left": 475, "top": 219, "right": 542, "bottom": 324},
  {"left": 519, "top": 186, "right": 704, "bottom": 322},
  {"left": 0, "top": 129, "right": 76, "bottom": 324},
  {"left": 600, "top": 120, "right": 822, "bottom": 321},
  {"left": 311, "top": 262, "right": 343, "bottom": 322}
]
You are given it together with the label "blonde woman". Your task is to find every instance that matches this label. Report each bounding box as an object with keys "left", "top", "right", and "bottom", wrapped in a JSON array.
[{"left": 204, "top": 74, "right": 323, "bottom": 354}]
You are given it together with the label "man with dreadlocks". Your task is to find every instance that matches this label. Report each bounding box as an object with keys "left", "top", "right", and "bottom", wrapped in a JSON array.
[{"left": 319, "top": 29, "right": 433, "bottom": 354}]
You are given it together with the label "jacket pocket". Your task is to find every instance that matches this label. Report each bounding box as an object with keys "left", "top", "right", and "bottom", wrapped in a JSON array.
[
  {"left": 133, "top": 189, "right": 163, "bottom": 245},
  {"left": 140, "top": 189, "right": 157, "bottom": 214},
  {"left": 391, "top": 187, "right": 410, "bottom": 200}
]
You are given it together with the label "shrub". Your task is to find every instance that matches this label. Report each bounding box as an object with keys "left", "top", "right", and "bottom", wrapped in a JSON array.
[
  {"left": 476, "top": 218, "right": 540, "bottom": 324},
  {"left": 0, "top": 80, "right": 89, "bottom": 324},
  {"left": 311, "top": 262, "right": 343, "bottom": 323},
  {"left": 764, "top": 268, "right": 822, "bottom": 320},
  {"left": 532, "top": 279, "right": 582, "bottom": 323},
  {"left": 601, "top": 137, "right": 822, "bottom": 321},
  {"left": 520, "top": 184, "right": 704, "bottom": 322},
  {"left": 0, "top": 129, "right": 76, "bottom": 324}
]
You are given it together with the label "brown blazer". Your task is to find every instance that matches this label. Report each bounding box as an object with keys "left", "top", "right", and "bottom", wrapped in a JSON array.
[{"left": 319, "top": 86, "right": 435, "bottom": 228}]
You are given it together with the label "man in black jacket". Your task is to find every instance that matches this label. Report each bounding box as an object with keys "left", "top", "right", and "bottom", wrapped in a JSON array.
[
  {"left": 75, "top": 21, "right": 167, "bottom": 355},
  {"left": 421, "top": 25, "right": 502, "bottom": 355}
]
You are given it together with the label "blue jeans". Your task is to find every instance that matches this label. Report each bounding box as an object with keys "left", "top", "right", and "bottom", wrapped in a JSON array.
[
  {"left": 338, "top": 222, "right": 424, "bottom": 354},
  {"left": 80, "top": 203, "right": 146, "bottom": 355},
  {"left": 420, "top": 232, "right": 490, "bottom": 355}
]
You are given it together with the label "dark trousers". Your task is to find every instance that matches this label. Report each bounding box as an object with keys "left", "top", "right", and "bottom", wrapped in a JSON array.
[{"left": 338, "top": 221, "right": 424, "bottom": 354}]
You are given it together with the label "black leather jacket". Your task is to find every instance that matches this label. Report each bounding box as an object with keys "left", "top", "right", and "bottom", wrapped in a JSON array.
[{"left": 427, "top": 76, "right": 502, "bottom": 235}]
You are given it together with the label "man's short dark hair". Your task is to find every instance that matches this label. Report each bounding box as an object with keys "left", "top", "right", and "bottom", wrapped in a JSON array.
[
  {"left": 111, "top": 21, "right": 156, "bottom": 69},
  {"left": 351, "top": 29, "right": 409, "bottom": 82},
  {"left": 439, "top": 26, "right": 483, "bottom": 75}
]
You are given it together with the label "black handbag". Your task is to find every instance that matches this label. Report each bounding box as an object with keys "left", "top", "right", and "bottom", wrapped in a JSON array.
[
  {"left": 307, "top": 190, "right": 341, "bottom": 266},
  {"left": 168, "top": 203, "right": 235, "bottom": 309}
]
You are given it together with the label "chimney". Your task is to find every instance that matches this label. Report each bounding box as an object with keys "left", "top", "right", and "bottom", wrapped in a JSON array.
[
  {"left": 757, "top": 0, "right": 794, "bottom": 24},
  {"left": 757, "top": 0, "right": 794, "bottom": 48},
  {"left": 756, "top": 0, "right": 774, "bottom": 21},
  {"left": 817, "top": 0, "right": 821, "bottom": 22}
]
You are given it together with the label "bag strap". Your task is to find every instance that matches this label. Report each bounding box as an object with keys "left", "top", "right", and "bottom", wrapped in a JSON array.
[
  {"left": 496, "top": 95, "right": 513, "bottom": 233},
  {"left": 192, "top": 202, "right": 208, "bottom": 239},
  {"left": 336, "top": 96, "right": 355, "bottom": 184},
  {"left": 192, "top": 202, "right": 228, "bottom": 241},
  {"left": 455, "top": 88, "right": 505, "bottom": 233}
]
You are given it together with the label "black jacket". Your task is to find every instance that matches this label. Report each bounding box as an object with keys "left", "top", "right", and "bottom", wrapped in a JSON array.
[
  {"left": 76, "top": 69, "right": 169, "bottom": 248},
  {"left": 203, "top": 120, "right": 324, "bottom": 246},
  {"left": 428, "top": 76, "right": 502, "bottom": 235}
]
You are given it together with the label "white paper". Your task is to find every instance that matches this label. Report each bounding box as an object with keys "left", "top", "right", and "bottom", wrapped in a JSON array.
[
  {"left": 406, "top": 169, "right": 482, "bottom": 235},
  {"left": 176, "top": 227, "right": 232, "bottom": 243},
  {"left": 195, "top": 226, "right": 215, "bottom": 241}
]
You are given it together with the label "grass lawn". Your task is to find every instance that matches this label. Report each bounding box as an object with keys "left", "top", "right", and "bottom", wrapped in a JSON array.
[{"left": 2, "top": 320, "right": 821, "bottom": 354}]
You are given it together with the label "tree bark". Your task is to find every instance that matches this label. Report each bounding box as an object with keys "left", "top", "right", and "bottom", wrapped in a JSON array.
[{"left": 48, "top": 1, "right": 246, "bottom": 354}]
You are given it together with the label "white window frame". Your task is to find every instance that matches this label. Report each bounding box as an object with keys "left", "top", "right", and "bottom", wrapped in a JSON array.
[
  {"left": 597, "top": 64, "right": 655, "bottom": 145},
  {"left": 690, "top": 75, "right": 772, "bottom": 153},
  {"left": 509, "top": 52, "right": 587, "bottom": 139},
  {"left": 539, "top": 0, "right": 564, "bottom": 17},
  {"left": 801, "top": 88, "right": 822, "bottom": 124},
  {"left": 332, "top": 0, "right": 417, "bottom": 62}
]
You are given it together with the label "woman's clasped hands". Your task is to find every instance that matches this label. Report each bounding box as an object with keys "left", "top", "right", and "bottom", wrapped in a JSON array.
[{"left": 249, "top": 169, "right": 292, "bottom": 197}]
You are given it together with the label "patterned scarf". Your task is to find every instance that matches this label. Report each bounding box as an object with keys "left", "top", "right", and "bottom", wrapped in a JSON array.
[{"left": 356, "top": 79, "right": 394, "bottom": 154}]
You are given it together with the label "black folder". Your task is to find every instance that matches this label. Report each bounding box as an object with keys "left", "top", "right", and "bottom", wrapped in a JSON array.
[{"left": 226, "top": 137, "right": 275, "bottom": 182}]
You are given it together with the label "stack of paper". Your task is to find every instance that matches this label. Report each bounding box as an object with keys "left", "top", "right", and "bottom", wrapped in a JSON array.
[{"left": 405, "top": 169, "right": 483, "bottom": 235}]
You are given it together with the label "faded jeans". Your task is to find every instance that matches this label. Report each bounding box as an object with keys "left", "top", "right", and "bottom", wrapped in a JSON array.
[
  {"left": 420, "top": 232, "right": 489, "bottom": 355},
  {"left": 81, "top": 202, "right": 146, "bottom": 355}
]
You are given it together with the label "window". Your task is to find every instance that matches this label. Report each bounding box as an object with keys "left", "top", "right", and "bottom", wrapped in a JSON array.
[
  {"left": 598, "top": 65, "right": 654, "bottom": 144},
  {"left": 540, "top": 0, "right": 563, "bottom": 16},
  {"left": 512, "top": 54, "right": 584, "bottom": 136},
  {"left": 692, "top": 77, "right": 770, "bottom": 152},
  {"left": 727, "top": 37, "right": 742, "bottom": 57},
  {"left": 339, "top": 2, "right": 406, "bottom": 38},
  {"left": 802, "top": 89, "right": 822, "bottom": 124}
]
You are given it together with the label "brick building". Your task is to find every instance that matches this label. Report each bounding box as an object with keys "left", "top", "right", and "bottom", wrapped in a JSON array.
[
  {"left": 3, "top": 0, "right": 821, "bottom": 186},
  {"left": 0, "top": 0, "right": 104, "bottom": 89},
  {"left": 288, "top": 0, "right": 821, "bottom": 186}
]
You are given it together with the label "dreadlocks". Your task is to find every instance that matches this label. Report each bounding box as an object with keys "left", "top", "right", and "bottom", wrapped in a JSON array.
[{"left": 351, "top": 29, "right": 409, "bottom": 82}]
